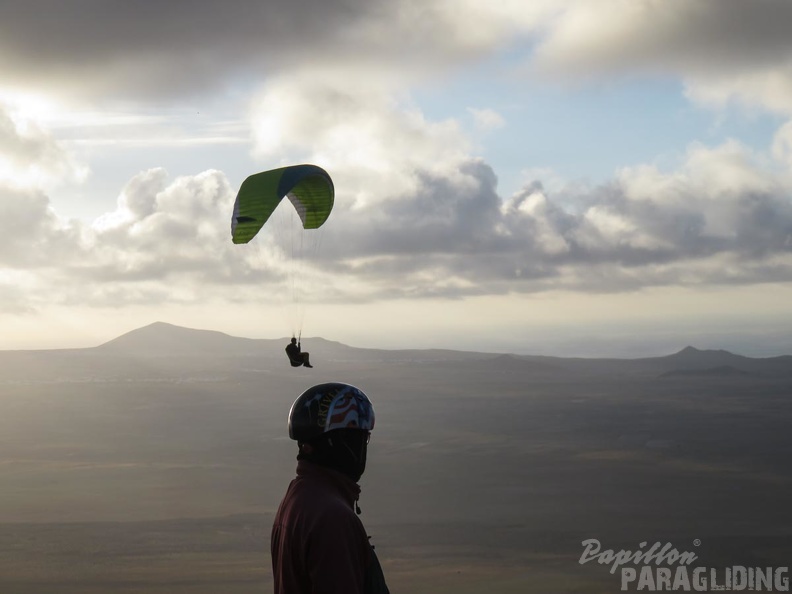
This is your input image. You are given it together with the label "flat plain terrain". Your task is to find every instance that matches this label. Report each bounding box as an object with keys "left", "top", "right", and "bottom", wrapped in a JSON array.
[{"left": 1, "top": 324, "right": 790, "bottom": 593}]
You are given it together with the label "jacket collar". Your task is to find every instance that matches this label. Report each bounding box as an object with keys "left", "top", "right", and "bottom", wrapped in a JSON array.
[{"left": 296, "top": 459, "right": 361, "bottom": 507}]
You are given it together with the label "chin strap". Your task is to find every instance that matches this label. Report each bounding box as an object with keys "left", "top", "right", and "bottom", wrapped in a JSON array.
[{"left": 327, "top": 437, "right": 364, "bottom": 514}]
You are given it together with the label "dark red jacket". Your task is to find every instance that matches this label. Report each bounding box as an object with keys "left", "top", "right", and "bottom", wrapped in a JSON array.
[{"left": 271, "top": 460, "right": 373, "bottom": 594}]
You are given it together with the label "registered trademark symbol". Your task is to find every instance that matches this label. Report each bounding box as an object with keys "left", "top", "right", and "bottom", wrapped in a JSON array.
[{"left": 693, "top": 539, "right": 701, "bottom": 547}]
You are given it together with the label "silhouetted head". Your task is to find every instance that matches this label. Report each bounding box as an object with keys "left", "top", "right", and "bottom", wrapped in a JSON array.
[
  {"left": 287, "top": 383, "right": 375, "bottom": 482},
  {"left": 290, "top": 337, "right": 297, "bottom": 345}
]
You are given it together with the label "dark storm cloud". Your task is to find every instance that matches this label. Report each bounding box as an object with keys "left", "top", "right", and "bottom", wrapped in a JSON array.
[
  {"left": 0, "top": 0, "right": 495, "bottom": 100},
  {"left": 536, "top": 0, "right": 792, "bottom": 77},
  {"left": 532, "top": 0, "right": 792, "bottom": 113},
  {"left": 0, "top": 0, "right": 389, "bottom": 98}
]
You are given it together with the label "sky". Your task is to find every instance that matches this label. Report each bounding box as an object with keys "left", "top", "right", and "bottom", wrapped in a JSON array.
[{"left": 1, "top": 0, "right": 792, "bottom": 357}]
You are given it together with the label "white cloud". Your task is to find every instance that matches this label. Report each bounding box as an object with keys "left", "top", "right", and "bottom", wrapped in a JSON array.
[
  {"left": 87, "top": 169, "right": 234, "bottom": 282},
  {"left": 1, "top": 130, "right": 791, "bottom": 313},
  {"left": 684, "top": 67, "right": 792, "bottom": 116},
  {"left": 249, "top": 70, "right": 473, "bottom": 208},
  {"left": 772, "top": 120, "right": 792, "bottom": 167},
  {"left": 0, "top": 102, "right": 85, "bottom": 188},
  {"left": 468, "top": 107, "right": 505, "bottom": 132}
]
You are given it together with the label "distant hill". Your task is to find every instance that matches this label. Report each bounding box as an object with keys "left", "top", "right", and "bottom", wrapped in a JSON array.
[
  {"left": 649, "top": 346, "right": 792, "bottom": 376},
  {"left": 0, "top": 323, "right": 790, "bottom": 381},
  {"left": 659, "top": 345, "right": 751, "bottom": 369},
  {"left": 90, "top": 324, "right": 792, "bottom": 377},
  {"left": 98, "top": 322, "right": 499, "bottom": 364},
  {"left": 97, "top": 322, "right": 273, "bottom": 356}
]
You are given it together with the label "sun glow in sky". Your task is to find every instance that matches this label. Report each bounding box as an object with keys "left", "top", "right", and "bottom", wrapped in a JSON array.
[{"left": 1, "top": 0, "right": 792, "bottom": 356}]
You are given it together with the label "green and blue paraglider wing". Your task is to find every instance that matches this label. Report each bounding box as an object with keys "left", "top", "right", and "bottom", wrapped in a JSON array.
[{"left": 231, "top": 164, "right": 334, "bottom": 244}]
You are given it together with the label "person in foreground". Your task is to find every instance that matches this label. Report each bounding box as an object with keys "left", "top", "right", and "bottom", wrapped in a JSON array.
[
  {"left": 285, "top": 337, "right": 312, "bottom": 368},
  {"left": 271, "top": 383, "right": 390, "bottom": 594}
]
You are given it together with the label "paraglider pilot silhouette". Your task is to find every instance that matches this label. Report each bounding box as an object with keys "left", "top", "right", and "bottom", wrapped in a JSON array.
[
  {"left": 271, "top": 383, "right": 390, "bottom": 594},
  {"left": 285, "top": 337, "right": 312, "bottom": 368}
]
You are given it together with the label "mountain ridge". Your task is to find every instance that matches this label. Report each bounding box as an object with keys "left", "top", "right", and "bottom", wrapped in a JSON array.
[{"left": 1, "top": 322, "right": 790, "bottom": 378}]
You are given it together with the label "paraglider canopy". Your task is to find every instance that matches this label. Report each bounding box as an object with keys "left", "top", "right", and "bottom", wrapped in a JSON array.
[{"left": 231, "top": 164, "right": 334, "bottom": 244}]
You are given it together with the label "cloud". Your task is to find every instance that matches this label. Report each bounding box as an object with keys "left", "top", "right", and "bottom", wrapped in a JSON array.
[
  {"left": 3, "top": 133, "right": 792, "bottom": 313},
  {"left": 295, "top": 136, "right": 792, "bottom": 300},
  {"left": 249, "top": 70, "right": 473, "bottom": 207},
  {"left": 3, "top": 0, "right": 792, "bottom": 311},
  {"left": 85, "top": 169, "right": 235, "bottom": 283},
  {"left": 0, "top": 185, "right": 72, "bottom": 267},
  {"left": 532, "top": 0, "right": 792, "bottom": 115},
  {"left": 684, "top": 67, "right": 792, "bottom": 116},
  {"left": 0, "top": 103, "right": 83, "bottom": 187},
  {"left": 0, "top": 0, "right": 550, "bottom": 102},
  {"left": 5, "top": 74, "right": 792, "bottom": 312},
  {"left": 0, "top": 0, "right": 369, "bottom": 99},
  {"left": 468, "top": 108, "right": 505, "bottom": 131},
  {"left": 772, "top": 121, "right": 792, "bottom": 167},
  {"left": 6, "top": 1, "right": 792, "bottom": 122}
]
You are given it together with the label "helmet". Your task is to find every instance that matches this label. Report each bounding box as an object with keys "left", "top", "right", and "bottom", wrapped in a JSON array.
[{"left": 288, "top": 382, "right": 375, "bottom": 442}]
